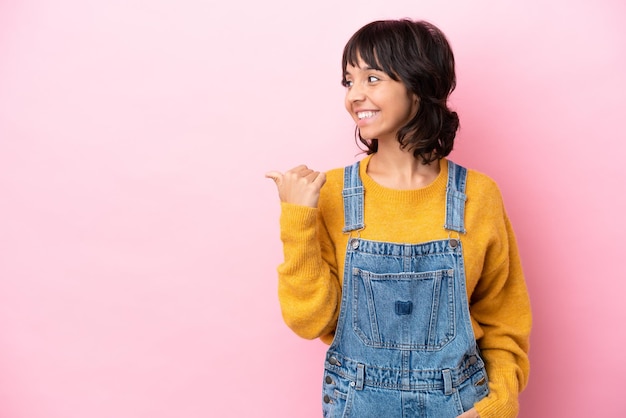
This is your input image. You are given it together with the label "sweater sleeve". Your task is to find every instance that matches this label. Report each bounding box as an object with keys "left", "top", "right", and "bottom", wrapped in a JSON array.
[
  {"left": 276, "top": 202, "right": 341, "bottom": 340},
  {"left": 472, "top": 209, "right": 532, "bottom": 418}
]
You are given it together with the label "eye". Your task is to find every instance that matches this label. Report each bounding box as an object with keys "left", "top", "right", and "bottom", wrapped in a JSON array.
[
  {"left": 341, "top": 79, "right": 353, "bottom": 88},
  {"left": 368, "top": 75, "right": 380, "bottom": 83}
]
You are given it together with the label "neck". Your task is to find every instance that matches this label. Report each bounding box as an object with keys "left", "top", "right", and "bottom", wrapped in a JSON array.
[{"left": 366, "top": 142, "right": 440, "bottom": 190}]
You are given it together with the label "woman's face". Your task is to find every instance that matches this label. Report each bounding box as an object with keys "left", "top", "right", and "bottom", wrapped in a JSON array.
[{"left": 343, "top": 57, "right": 419, "bottom": 143}]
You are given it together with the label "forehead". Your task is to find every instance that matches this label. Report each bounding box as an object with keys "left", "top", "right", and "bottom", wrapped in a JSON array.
[
  {"left": 345, "top": 45, "right": 380, "bottom": 68},
  {"left": 343, "top": 55, "right": 383, "bottom": 75},
  {"left": 344, "top": 57, "right": 367, "bottom": 72},
  {"left": 343, "top": 43, "right": 399, "bottom": 81}
]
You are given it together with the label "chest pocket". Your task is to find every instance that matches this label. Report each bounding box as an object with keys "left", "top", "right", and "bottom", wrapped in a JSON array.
[{"left": 352, "top": 268, "right": 456, "bottom": 351}]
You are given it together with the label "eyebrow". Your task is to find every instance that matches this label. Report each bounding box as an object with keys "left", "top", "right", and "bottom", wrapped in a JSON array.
[{"left": 343, "top": 65, "right": 383, "bottom": 77}]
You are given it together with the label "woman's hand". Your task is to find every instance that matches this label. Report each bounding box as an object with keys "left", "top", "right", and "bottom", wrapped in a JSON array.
[
  {"left": 265, "top": 165, "right": 327, "bottom": 208},
  {"left": 457, "top": 408, "right": 480, "bottom": 418}
]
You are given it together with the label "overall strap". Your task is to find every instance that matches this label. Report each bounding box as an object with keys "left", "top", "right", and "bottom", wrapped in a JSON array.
[
  {"left": 342, "top": 161, "right": 365, "bottom": 233},
  {"left": 444, "top": 160, "right": 468, "bottom": 234}
]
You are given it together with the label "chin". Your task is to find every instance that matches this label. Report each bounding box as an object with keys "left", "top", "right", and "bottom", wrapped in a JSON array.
[{"left": 358, "top": 130, "right": 377, "bottom": 141}]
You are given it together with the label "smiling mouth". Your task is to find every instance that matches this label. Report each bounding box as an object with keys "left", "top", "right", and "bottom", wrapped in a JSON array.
[{"left": 357, "top": 111, "right": 378, "bottom": 119}]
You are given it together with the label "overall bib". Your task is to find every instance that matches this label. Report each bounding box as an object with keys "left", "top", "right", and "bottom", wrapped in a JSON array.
[{"left": 322, "top": 161, "right": 489, "bottom": 418}]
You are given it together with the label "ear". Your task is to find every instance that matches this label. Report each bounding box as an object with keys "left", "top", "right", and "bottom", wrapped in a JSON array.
[{"left": 410, "top": 94, "right": 420, "bottom": 112}]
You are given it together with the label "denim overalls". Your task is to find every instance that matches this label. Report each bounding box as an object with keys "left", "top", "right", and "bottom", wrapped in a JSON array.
[{"left": 322, "top": 161, "right": 489, "bottom": 417}]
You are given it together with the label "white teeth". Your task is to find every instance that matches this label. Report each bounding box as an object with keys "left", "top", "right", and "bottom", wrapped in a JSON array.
[{"left": 357, "top": 111, "right": 377, "bottom": 119}]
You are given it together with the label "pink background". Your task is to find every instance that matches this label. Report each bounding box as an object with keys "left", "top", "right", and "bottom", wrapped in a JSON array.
[{"left": 1, "top": 0, "right": 625, "bottom": 417}]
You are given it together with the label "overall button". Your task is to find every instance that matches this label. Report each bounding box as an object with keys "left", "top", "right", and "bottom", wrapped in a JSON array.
[
  {"left": 328, "top": 356, "right": 341, "bottom": 366},
  {"left": 350, "top": 239, "right": 359, "bottom": 249},
  {"left": 449, "top": 238, "right": 459, "bottom": 248},
  {"left": 323, "top": 395, "right": 331, "bottom": 404},
  {"left": 325, "top": 375, "right": 333, "bottom": 384}
]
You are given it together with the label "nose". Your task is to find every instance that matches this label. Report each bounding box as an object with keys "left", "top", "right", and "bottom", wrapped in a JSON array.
[{"left": 346, "top": 82, "right": 365, "bottom": 102}]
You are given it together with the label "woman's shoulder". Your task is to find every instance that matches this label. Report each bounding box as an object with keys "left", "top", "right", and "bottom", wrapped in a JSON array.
[
  {"left": 321, "top": 159, "right": 364, "bottom": 192},
  {"left": 325, "top": 165, "right": 347, "bottom": 180},
  {"left": 467, "top": 168, "right": 499, "bottom": 191},
  {"left": 318, "top": 160, "right": 365, "bottom": 209},
  {"left": 456, "top": 163, "right": 506, "bottom": 209}
]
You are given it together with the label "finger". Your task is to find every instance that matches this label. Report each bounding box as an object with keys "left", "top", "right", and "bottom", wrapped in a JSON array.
[
  {"left": 288, "top": 165, "right": 309, "bottom": 174},
  {"left": 303, "top": 170, "right": 320, "bottom": 182},
  {"left": 264, "top": 171, "right": 283, "bottom": 184},
  {"left": 312, "top": 171, "right": 327, "bottom": 188},
  {"left": 298, "top": 169, "right": 315, "bottom": 179},
  {"left": 291, "top": 165, "right": 314, "bottom": 177}
]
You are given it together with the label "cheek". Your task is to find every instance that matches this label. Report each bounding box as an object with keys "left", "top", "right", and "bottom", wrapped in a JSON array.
[{"left": 403, "top": 95, "right": 419, "bottom": 120}]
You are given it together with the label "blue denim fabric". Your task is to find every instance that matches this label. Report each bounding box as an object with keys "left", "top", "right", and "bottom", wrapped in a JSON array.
[{"left": 322, "top": 161, "right": 489, "bottom": 418}]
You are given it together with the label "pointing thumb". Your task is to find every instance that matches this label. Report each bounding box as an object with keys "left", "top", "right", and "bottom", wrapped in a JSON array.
[{"left": 264, "top": 171, "right": 283, "bottom": 185}]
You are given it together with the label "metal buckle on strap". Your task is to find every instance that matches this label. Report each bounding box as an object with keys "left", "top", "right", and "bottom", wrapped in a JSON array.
[{"left": 355, "top": 363, "right": 365, "bottom": 391}]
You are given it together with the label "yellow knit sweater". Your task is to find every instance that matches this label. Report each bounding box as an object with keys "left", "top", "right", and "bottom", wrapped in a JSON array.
[{"left": 277, "top": 156, "right": 531, "bottom": 418}]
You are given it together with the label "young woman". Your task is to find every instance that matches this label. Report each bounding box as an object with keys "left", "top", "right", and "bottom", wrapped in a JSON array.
[{"left": 266, "top": 19, "right": 531, "bottom": 418}]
